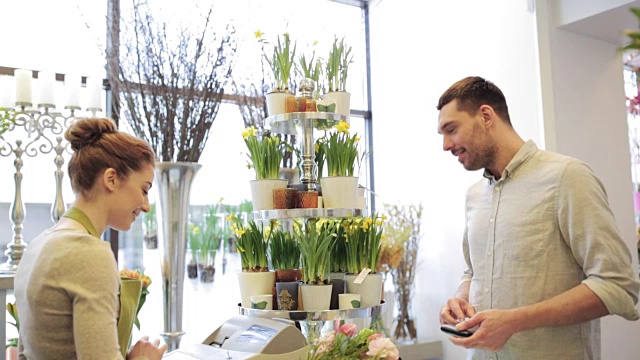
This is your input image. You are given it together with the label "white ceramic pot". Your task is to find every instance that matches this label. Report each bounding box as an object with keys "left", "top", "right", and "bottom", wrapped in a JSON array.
[
  {"left": 266, "top": 91, "right": 291, "bottom": 116},
  {"left": 345, "top": 273, "right": 383, "bottom": 308},
  {"left": 320, "top": 176, "right": 358, "bottom": 209},
  {"left": 299, "top": 283, "right": 333, "bottom": 310},
  {"left": 249, "top": 179, "right": 288, "bottom": 210},
  {"left": 321, "top": 91, "right": 351, "bottom": 121},
  {"left": 237, "top": 271, "right": 276, "bottom": 308}
]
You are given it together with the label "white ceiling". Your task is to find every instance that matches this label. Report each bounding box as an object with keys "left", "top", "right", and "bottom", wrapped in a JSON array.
[{"left": 561, "top": 1, "right": 640, "bottom": 45}]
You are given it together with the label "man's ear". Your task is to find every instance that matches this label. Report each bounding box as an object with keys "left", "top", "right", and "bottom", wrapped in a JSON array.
[
  {"left": 102, "top": 168, "right": 119, "bottom": 192},
  {"left": 478, "top": 105, "right": 494, "bottom": 126}
]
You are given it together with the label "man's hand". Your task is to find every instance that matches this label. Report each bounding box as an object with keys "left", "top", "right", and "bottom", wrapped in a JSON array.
[
  {"left": 440, "top": 297, "right": 476, "bottom": 325},
  {"left": 448, "top": 309, "right": 520, "bottom": 352}
]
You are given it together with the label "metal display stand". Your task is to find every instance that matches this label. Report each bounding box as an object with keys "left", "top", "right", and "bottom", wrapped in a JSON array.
[{"left": 238, "top": 111, "right": 383, "bottom": 344}]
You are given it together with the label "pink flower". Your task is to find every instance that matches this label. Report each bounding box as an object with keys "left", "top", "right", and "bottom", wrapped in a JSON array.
[
  {"left": 368, "top": 333, "right": 383, "bottom": 343},
  {"left": 339, "top": 323, "right": 358, "bottom": 336},
  {"left": 366, "top": 338, "right": 399, "bottom": 360},
  {"left": 312, "top": 331, "right": 335, "bottom": 358}
]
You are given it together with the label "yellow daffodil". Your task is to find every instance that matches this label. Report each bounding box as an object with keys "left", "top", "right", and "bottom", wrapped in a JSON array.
[
  {"left": 234, "top": 228, "right": 246, "bottom": 236},
  {"left": 226, "top": 214, "right": 233, "bottom": 221},
  {"left": 254, "top": 30, "right": 263, "bottom": 39},
  {"left": 242, "top": 126, "right": 257, "bottom": 139},
  {"left": 335, "top": 120, "right": 350, "bottom": 134}
]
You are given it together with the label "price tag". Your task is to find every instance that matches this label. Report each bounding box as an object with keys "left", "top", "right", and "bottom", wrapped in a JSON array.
[{"left": 353, "top": 268, "right": 371, "bottom": 284}]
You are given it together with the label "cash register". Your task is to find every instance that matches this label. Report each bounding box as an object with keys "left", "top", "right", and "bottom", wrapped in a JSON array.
[{"left": 163, "top": 315, "right": 310, "bottom": 359}]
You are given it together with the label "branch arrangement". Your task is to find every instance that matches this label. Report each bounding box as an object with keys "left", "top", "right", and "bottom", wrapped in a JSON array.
[{"left": 108, "top": 1, "right": 237, "bottom": 162}]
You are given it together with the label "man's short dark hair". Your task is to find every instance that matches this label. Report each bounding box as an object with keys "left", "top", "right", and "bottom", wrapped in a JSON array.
[{"left": 437, "top": 76, "right": 512, "bottom": 126}]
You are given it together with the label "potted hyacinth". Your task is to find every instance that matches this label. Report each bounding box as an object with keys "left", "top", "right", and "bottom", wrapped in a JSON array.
[
  {"left": 228, "top": 214, "right": 276, "bottom": 308},
  {"left": 294, "top": 218, "right": 337, "bottom": 311},
  {"left": 242, "top": 126, "right": 288, "bottom": 210},
  {"left": 318, "top": 120, "right": 364, "bottom": 208},
  {"left": 343, "top": 215, "right": 385, "bottom": 308}
]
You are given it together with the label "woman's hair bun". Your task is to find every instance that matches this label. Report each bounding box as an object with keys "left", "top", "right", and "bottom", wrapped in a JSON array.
[{"left": 65, "top": 118, "right": 118, "bottom": 152}]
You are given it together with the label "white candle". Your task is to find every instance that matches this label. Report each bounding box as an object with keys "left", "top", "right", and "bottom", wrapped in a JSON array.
[
  {"left": 14, "top": 69, "right": 33, "bottom": 105},
  {"left": 30, "top": 78, "right": 41, "bottom": 110},
  {"left": 86, "top": 76, "right": 102, "bottom": 110},
  {"left": 38, "top": 71, "right": 55, "bottom": 107},
  {"left": 0, "top": 75, "right": 15, "bottom": 108},
  {"left": 64, "top": 74, "right": 80, "bottom": 109}
]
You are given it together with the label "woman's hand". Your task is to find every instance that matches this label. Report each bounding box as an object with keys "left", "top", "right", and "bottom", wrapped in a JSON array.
[{"left": 127, "top": 335, "right": 168, "bottom": 360}]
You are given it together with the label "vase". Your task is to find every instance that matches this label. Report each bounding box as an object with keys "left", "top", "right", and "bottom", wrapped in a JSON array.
[
  {"left": 320, "top": 176, "right": 359, "bottom": 209},
  {"left": 237, "top": 271, "right": 276, "bottom": 308},
  {"left": 275, "top": 268, "right": 302, "bottom": 283},
  {"left": 155, "top": 161, "right": 201, "bottom": 352},
  {"left": 250, "top": 179, "right": 288, "bottom": 210},
  {"left": 393, "top": 286, "right": 417, "bottom": 344},
  {"left": 299, "top": 283, "right": 332, "bottom": 310},
  {"left": 321, "top": 91, "right": 351, "bottom": 121},
  {"left": 186, "top": 252, "right": 198, "bottom": 279},
  {"left": 330, "top": 278, "right": 346, "bottom": 310},
  {"left": 344, "top": 272, "right": 383, "bottom": 308}
]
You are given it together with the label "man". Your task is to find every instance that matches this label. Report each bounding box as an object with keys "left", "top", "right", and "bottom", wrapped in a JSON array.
[{"left": 437, "top": 76, "right": 640, "bottom": 359}]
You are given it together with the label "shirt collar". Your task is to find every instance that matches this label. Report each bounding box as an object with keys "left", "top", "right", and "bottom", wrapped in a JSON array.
[{"left": 483, "top": 140, "right": 538, "bottom": 183}]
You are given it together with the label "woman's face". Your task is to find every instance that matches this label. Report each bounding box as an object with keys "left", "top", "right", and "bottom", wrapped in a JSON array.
[{"left": 109, "top": 163, "right": 155, "bottom": 231}]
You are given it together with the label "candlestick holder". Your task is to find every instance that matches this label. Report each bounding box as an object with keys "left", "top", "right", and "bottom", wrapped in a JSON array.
[{"left": 0, "top": 104, "right": 101, "bottom": 273}]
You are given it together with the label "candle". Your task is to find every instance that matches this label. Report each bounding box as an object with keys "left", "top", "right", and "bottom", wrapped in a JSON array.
[
  {"left": 64, "top": 74, "right": 80, "bottom": 109},
  {"left": 14, "top": 69, "right": 33, "bottom": 105},
  {"left": 38, "top": 71, "right": 55, "bottom": 107},
  {"left": 0, "top": 75, "right": 14, "bottom": 108},
  {"left": 86, "top": 76, "right": 102, "bottom": 110},
  {"left": 30, "top": 78, "right": 41, "bottom": 110}
]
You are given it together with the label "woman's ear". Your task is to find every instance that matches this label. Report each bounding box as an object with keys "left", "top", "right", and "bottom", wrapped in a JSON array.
[{"left": 102, "top": 168, "right": 119, "bottom": 192}]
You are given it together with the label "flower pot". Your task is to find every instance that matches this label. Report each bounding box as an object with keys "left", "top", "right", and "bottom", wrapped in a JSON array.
[
  {"left": 250, "top": 179, "right": 288, "bottom": 210},
  {"left": 237, "top": 271, "right": 276, "bottom": 308},
  {"left": 320, "top": 176, "right": 358, "bottom": 209},
  {"left": 266, "top": 90, "right": 293, "bottom": 116},
  {"left": 330, "top": 278, "right": 346, "bottom": 310},
  {"left": 297, "top": 190, "right": 318, "bottom": 208},
  {"left": 338, "top": 293, "right": 361, "bottom": 310},
  {"left": 197, "top": 250, "right": 216, "bottom": 283},
  {"left": 275, "top": 268, "right": 302, "bottom": 283},
  {"left": 321, "top": 91, "right": 351, "bottom": 121},
  {"left": 250, "top": 294, "right": 273, "bottom": 310},
  {"left": 299, "top": 283, "right": 332, "bottom": 310},
  {"left": 276, "top": 281, "right": 300, "bottom": 310},
  {"left": 345, "top": 273, "right": 383, "bottom": 308}
]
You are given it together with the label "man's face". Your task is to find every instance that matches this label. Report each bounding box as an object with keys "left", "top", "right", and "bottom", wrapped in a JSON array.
[{"left": 438, "top": 100, "right": 496, "bottom": 171}]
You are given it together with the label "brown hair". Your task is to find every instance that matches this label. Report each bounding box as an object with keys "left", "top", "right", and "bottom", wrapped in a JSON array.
[
  {"left": 65, "top": 118, "right": 156, "bottom": 195},
  {"left": 436, "top": 76, "right": 512, "bottom": 126}
]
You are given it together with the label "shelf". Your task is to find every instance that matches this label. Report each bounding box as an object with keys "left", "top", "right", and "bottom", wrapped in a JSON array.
[
  {"left": 266, "top": 111, "right": 346, "bottom": 135},
  {"left": 251, "top": 208, "right": 366, "bottom": 221},
  {"left": 238, "top": 301, "right": 386, "bottom": 322}
]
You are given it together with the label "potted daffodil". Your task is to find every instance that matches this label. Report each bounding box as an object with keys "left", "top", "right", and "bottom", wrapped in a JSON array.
[
  {"left": 242, "top": 126, "right": 288, "bottom": 210},
  {"left": 318, "top": 120, "right": 364, "bottom": 208}
]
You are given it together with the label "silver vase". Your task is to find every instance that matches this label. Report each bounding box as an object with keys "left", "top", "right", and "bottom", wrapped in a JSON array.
[{"left": 154, "top": 162, "right": 202, "bottom": 351}]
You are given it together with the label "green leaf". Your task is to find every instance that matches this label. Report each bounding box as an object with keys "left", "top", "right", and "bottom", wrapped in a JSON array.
[{"left": 351, "top": 300, "right": 360, "bottom": 308}]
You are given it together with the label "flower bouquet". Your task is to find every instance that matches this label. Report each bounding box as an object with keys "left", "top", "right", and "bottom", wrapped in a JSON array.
[
  {"left": 307, "top": 323, "right": 399, "bottom": 360},
  {"left": 119, "top": 268, "right": 152, "bottom": 330}
]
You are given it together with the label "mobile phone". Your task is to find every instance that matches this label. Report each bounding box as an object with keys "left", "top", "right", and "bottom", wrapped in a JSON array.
[{"left": 440, "top": 324, "right": 475, "bottom": 338}]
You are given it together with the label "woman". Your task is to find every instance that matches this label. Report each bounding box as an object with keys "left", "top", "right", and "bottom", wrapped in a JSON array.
[{"left": 15, "top": 118, "right": 167, "bottom": 359}]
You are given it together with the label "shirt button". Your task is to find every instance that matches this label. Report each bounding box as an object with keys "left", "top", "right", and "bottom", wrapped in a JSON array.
[
  {"left": 489, "top": 218, "right": 494, "bottom": 223},
  {"left": 484, "top": 288, "right": 489, "bottom": 293}
]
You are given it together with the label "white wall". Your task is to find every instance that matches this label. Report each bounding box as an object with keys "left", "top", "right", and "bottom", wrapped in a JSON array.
[
  {"left": 368, "top": 1, "right": 541, "bottom": 359},
  {"left": 537, "top": 0, "right": 640, "bottom": 358}
]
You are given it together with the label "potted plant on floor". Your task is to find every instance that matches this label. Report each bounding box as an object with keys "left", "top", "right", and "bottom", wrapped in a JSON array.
[
  {"left": 344, "top": 215, "right": 385, "bottom": 308},
  {"left": 294, "top": 218, "right": 337, "bottom": 310},
  {"left": 143, "top": 203, "right": 158, "bottom": 249},
  {"left": 243, "top": 126, "right": 288, "bottom": 210},
  {"left": 197, "top": 204, "right": 223, "bottom": 283},
  {"left": 228, "top": 214, "right": 275, "bottom": 308},
  {"left": 187, "top": 224, "right": 201, "bottom": 279}
]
